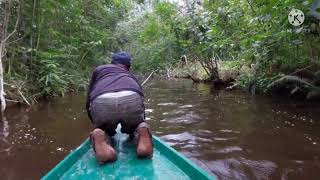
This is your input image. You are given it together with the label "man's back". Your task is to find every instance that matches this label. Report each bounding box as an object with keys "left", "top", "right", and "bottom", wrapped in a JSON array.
[{"left": 86, "top": 64, "right": 143, "bottom": 115}]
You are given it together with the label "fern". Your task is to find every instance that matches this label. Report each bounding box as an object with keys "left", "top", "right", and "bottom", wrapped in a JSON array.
[
  {"left": 267, "top": 75, "right": 316, "bottom": 91},
  {"left": 268, "top": 75, "right": 320, "bottom": 99}
]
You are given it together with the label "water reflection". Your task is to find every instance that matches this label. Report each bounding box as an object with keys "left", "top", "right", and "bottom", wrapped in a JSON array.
[
  {"left": 0, "top": 95, "right": 92, "bottom": 179},
  {"left": 0, "top": 115, "right": 12, "bottom": 155},
  {"left": 145, "top": 80, "right": 320, "bottom": 180},
  {"left": 0, "top": 80, "right": 320, "bottom": 179}
]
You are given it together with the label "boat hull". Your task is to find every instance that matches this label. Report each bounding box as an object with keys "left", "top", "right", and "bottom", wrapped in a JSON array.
[{"left": 42, "top": 132, "right": 215, "bottom": 180}]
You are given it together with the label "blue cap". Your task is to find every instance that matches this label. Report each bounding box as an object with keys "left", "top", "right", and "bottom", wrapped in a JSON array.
[{"left": 111, "top": 52, "right": 131, "bottom": 65}]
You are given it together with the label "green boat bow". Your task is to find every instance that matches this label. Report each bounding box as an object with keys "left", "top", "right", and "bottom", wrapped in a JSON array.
[{"left": 42, "top": 131, "right": 216, "bottom": 180}]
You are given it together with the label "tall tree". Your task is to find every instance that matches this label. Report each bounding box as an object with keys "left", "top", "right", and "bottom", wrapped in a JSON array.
[{"left": 0, "top": 0, "right": 21, "bottom": 112}]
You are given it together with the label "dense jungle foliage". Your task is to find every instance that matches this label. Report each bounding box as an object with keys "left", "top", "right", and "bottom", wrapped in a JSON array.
[
  {"left": 0, "top": 0, "right": 132, "bottom": 104},
  {"left": 1, "top": 0, "right": 320, "bottom": 105}
]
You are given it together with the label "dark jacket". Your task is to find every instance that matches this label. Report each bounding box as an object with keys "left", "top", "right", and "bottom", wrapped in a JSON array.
[{"left": 86, "top": 64, "right": 143, "bottom": 120}]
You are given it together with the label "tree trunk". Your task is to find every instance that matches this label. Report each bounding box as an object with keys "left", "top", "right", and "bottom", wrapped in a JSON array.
[
  {"left": 0, "top": 0, "right": 21, "bottom": 112},
  {"left": 0, "top": 43, "right": 6, "bottom": 113}
]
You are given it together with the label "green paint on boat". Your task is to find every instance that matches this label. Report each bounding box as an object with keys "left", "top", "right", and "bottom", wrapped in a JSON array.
[{"left": 42, "top": 130, "right": 216, "bottom": 180}]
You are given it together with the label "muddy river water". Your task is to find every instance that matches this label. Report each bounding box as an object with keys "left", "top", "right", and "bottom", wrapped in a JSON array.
[{"left": 0, "top": 80, "right": 320, "bottom": 180}]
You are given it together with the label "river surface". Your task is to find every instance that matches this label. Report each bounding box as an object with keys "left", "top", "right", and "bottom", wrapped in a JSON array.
[{"left": 0, "top": 80, "right": 320, "bottom": 180}]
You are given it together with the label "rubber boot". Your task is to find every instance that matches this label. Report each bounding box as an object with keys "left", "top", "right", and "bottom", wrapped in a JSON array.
[
  {"left": 90, "top": 128, "right": 117, "bottom": 164},
  {"left": 136, "top": 127, "right": 153, "bottom": 158}
]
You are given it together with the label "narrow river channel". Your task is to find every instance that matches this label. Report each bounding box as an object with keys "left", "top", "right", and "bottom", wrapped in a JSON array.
[{"left": 0, "top": 80, "right": 320, "bottom": 180}]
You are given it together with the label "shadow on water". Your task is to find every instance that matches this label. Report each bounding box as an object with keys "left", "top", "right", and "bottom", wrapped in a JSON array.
[{"left": 0, "top": 79, "right": 320, "bottom": 179}]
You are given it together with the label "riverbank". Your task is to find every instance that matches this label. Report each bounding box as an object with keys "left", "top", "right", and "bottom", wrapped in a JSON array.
[
  {"left": 166, "top": 59, "right": 320, "bottom": 100},
  {"left": 4, "top": 61, "right": 320, "bottom": 109}
]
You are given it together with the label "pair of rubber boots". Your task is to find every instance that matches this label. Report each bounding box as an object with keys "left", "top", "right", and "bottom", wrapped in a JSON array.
[{"left": 90, "top": 127, "right": 153, "bottom": 164}]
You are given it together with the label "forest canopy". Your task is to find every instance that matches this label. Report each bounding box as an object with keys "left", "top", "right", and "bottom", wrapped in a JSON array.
[{"left": 0, "top": 0, "right": 320, "bottom": 108}]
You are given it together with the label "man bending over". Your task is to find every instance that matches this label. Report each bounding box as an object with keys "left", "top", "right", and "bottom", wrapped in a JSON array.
[{"left": 86, "top": 52, "right": 153, "bottom": 164}]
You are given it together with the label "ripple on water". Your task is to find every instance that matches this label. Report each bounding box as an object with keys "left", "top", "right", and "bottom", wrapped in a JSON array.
[
  {"left": 161, "top": 132, "right": 197, "bottom": 146},
  {"left": 219, "top": 129, "right": 241, "bottom": 134},
  {"left": 213, "top": 137, "right": 238, "bottom": 141},
  {"left": 196, "top": 129, "right": 213, "bottom": 135},
  {"left": 160, "top": 111, "right": 201, "bottom": 124},
  {"left": 163, "top": 109, "right": 186, "bottom": 116},
  {"left": 157, "top": 102, "right": 179, "bottom": 106},
  {"left": 197, "top": 137, "right": 214, "bottom": 143},
  {"left": 215, "top": 146, "right": 243, "bottom": 154},
  {"left": 145, "top": 109, "right": 153, "bottom": 113},
  {"left": 206, "top": 158, "right": 277, "bottom": 180},
  {"left": 178, "top": 105, "right": 193, "bottom": 108}
]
